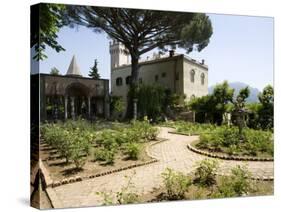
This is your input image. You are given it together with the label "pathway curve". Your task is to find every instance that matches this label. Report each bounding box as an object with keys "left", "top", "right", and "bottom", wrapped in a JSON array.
[{"left": 51, "top": 127, "right": 274, "bottom": 208}]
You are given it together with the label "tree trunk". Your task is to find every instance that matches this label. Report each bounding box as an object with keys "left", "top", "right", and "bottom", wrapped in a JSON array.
[{"left": 126, "top": 55, "right": 140, "bottom": 119}]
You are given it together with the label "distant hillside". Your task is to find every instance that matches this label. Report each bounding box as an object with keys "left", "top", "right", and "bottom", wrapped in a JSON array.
[{"left": 208, "top": 82, "right": 260, "bottom": 103}]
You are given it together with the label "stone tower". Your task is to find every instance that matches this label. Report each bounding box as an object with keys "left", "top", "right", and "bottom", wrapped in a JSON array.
[{"left": 109, "top": 40, "right": 129, "bottom": 69}]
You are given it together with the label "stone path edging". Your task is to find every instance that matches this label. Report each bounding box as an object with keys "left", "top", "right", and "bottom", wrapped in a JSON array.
[{"left": 187, "top": 143, "right": 273, "bottom": 162}]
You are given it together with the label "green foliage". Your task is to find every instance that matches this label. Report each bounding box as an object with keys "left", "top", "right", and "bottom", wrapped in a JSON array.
[
  {"left": 42, "top": 120, "right": 158, "bottom": 168},
  {"left": 69, "top": 132, "right": 91, "bottom": 169},
  {"left": 213, "top": 165, "right": 252, "bottom": 198},
  {"left": 97, "top": 172, "right": 139, "bottom": 205},
  {"left": 135, "top": 84, "right": 166, "bottom": 120},
  {"left": 194, "top": 159, "right": 219, "bottom": 187},
  {"left": 131, "top": 120, "right": 159, "bottom": 141},
  {"left": 50, "top": 67, "right": 60, "bottom": 75},
  {"left": 124, "top": 143, "right": 141, "bottom": 160},
  {"left": 31, "top": 4, "right": 66, "bottom": 60},
  {"left": 258, "top": 85, "right": 274, "bottom": 130},
  {"left": 161, "top": 168, "right": 192, "bottom": 200},
  {"left": 88, "top": 59, "right": 100, "bottom": 79},
  {"left": 231, "top": 86, "right": 250, "bottom": 137},
  {"left": 173, "top": 121, "right": 216, "bottom": 135},
  {"left": 197, "top": 125, "right": 273, "bottom": 157},
  {"left": 189, "top": 81, "right": 234, "bottom": 124},
  {"left": 110, "top": 96, "right": 125, "bottom": 118},
  {"left": 42, "top": 123, "right": 92, "bottom": 167},
  {"left": 94, "top": 148, "right": 115, "bottom": 164}
]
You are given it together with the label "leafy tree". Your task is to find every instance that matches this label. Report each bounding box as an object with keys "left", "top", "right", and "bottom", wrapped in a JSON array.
[
  {"left": 31, "top": 4, "right": 66, "bottom": 60},
  {"left": 88, "top": 59, "right": 100, "bottom": 79},
  {"left": 212, "top": 81, "right": 235, "bottom": 124},
  {"left": 50, "top": 67, "right": 60, "bottom": 75},
  {"left": 64, "top": 6, "right": 213, "bottom": 118},
  {"left": 134, "top": 84, "right": 166, "bottom": 121},
  {"left": 231, "top": 87, "right": 250, "bottom": 137},
  {"left": 189, "top": 81, "right": 234, "bottom": 124},
  {"left": 258, "top": 85, "right": 274, "bottom": 130},
  {"left": 189, "top": 95, "right": 215, "bottom": 123},
  {"left": 245, "top": 102, "right": 262, "bottom": 129}
]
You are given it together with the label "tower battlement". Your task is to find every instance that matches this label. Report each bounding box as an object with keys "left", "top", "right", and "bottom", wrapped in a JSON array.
[{"left": 109, "top": 40, "right": 130, "bottom": 69}]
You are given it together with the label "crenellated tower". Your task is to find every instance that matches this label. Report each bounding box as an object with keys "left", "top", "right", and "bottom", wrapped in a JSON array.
[{"left": 109, "top": 40, "right": 130, "bottom": 69}]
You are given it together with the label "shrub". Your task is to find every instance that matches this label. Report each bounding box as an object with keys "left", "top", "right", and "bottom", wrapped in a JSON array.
[
  {"left": 131, "top": 120, "right": 159, "bottom": 141},
  {"left": 176, "top": 121, "right": 216, "bottom": 135},
  {"left": 69, "top": 132, "right": 91, "bottom": 169},
  {"left": 197, "top": 125, "right": 273, "bottom": 157},
  {"left": 194, "top": 159, "right": 219, "bottom": 187},
  {"left": 96, "top": 172, "right": 139, "bottom": 205},
  {"left": 94, "top": 130, "right": 118, "bottom": 150},
  {"left": 124, "top": 143, "right": 142, "bottom": 160},
  {"left": 94, "top": 148, "right": 115, "bottom": 165},
  {"left": 213, "top": 165, "right": 252, "bottom": 198},
  {"left": 161, "top": 168, "right": 192, "bottom": 200},
  {"left": 135, "top": 84, "right": 166, "bottom": 120}
]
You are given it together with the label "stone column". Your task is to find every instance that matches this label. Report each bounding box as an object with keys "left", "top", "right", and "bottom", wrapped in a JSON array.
[
  {"left": 64, "top": 96, "right": 68, "bottom": 120},
  {"left": 133, "top": 98, "right": 138, "bottom": 120},
  {"left": 71, "top": 96, "right": 75, "bottom": 120},
  {"left": 88, "top": 96, "right": 91, "bottom": 119},
  {"left": 104, "top": 95, "right": 110, "bottom": 119}
]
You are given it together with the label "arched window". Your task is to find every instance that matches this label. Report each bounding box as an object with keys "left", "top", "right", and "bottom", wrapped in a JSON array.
[
  {"left": 190, "top": 70, "right": 195, "bottom": 83},
  {"left": 125, "top": 76, "right": 131, "bottom": 85},
  {"left": 191, "top": 94, "right": 196, "bottom": 100},
  {"left": 116, "top": 77, "right": 123, "bottom": 86},
  {"left": 201, "top": 73, "right": 205, "bottom": 85}
]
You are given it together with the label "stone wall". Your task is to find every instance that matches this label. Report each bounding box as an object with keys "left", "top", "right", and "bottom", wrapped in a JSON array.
[{"left": 183, "top": 59, "right": 208, "bottom": 102}]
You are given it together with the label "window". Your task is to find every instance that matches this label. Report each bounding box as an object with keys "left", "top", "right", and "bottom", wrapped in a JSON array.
[
  {"left": 190, "top": 70, "right": 195, "bottom": 83},
  {"left": 201, "top": 73, "right": 205, "bottom": 85},
  {"left": 125, "top": 76, "right": 131, "bottom": 85},
  {"left": 155, "top": 75, "right": 159, "bottom": 82},
  {"left": 191, "top": 94, "right": 196, "bottom": 100},
  {"left": 116, "top": 77, "right": 123, "bottom": 86},
  {"left": 139, "top": 78, "right": 143, "bottom": 84},
  {"left": 161, "top": 72, "right": 166, "bottom": 78}
]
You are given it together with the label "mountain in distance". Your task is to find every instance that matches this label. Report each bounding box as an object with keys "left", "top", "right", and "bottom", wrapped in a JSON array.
[{"left": 208, "top": 82, "right": 261, "bottom": 103}]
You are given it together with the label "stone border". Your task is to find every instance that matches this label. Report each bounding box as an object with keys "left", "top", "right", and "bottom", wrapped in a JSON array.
[
  {"left": 41, "top": 138, "right": 166, "bottom": 188},
  {"left": 215, "top": 172, "right": 274, "bottom": 181},
  {"left": 187, "top": 143, "right": 273, "bottom": 161},
  {"left": 168, "top": 131, "right": 199, "bottom": 136}
]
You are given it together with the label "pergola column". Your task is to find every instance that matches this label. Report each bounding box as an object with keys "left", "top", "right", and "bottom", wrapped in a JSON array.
[
  {"left": 71, "top": 96, "right": 75, "bottom": 119},
  {"left": 88, "top": 96, "right": 91, "bottom": 119},
  {"left": 64, "top": 96, "right": 68, "bottom": 120}
]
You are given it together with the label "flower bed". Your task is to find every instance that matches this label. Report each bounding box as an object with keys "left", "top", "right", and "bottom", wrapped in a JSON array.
[
  {"left": 40, "top": 119, "right": 159, "bottom": 183},
  {"left": 197, "top": 126, "right": 273, "bottom": 158}
]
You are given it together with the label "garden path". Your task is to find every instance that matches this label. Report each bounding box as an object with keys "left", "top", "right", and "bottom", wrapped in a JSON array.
[{"left": 50, "top": 127, "right": 273, "bottom": 208}]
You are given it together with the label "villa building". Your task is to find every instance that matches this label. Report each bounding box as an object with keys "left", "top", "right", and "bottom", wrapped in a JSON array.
[{"left": 110, "top": 40, "right": 209, "bottom": 113}]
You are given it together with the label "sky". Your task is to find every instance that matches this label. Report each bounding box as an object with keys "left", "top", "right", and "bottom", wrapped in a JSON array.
[{"left": 38, "top": 13, "right": 274, "bottom": 91}]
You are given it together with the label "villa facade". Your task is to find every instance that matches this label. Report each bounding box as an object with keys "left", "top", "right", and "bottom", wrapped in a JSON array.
[{"left": 110, "top": 40, "right": 209, "bottom": 112}]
